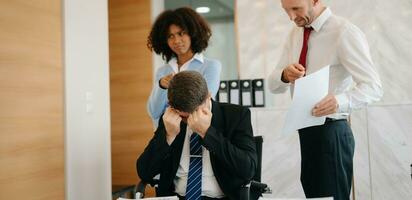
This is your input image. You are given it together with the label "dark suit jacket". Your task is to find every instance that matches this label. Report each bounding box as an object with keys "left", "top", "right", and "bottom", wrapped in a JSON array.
[{"left": 136, "top": 100, "right": 258, "bottom": 199}]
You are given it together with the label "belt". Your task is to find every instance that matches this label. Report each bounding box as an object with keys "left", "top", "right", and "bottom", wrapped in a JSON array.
[{"left": 325, "top": 117, "right": 347, "bottom": 123}]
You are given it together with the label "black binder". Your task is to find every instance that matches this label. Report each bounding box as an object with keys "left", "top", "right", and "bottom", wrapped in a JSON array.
[
  {"left": 240, "top": 79, "right": 252, "bottom": 107},
  {"left": 228, "top": 80, "right": 240, "bottom": 105},
  {"left": 217, "top": 81, "right": 229, "bottom": 103},
  {"left": 252, "top": 79, "right": 265, "bottom": 107}
]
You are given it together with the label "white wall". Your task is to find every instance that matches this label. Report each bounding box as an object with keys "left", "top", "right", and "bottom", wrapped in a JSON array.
[
  {"left": 151, "top": 0, "right": 165, "bottom": 83},
  {"left": 64, "top": 0, "right": 112, "bottom": 199},
  {"left": 205, "top": 20, "right": 238, "bottom": 80}
]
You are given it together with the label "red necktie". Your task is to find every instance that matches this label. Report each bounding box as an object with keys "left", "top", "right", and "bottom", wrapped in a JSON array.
[{"left": 298, "top": 27, "right": 313, "bottom": 69}]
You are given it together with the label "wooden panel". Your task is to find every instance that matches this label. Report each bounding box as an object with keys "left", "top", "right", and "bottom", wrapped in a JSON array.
[
  {"left": 0, "top": 0, "right": 64, "bottom": 199},
  {"left": 109, "top": 0, "right": 154, "bottom": 185}
]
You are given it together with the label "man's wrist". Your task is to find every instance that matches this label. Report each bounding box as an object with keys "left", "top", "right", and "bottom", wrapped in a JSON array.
[
  {"left": 166, "top": 134, "right": 176, "bottom": 145},
  {"left": 198, "top": 125, "right": 211, "bottom": 138},
  {"left": 281, "top": 70, "right": 289, "bottom": 83}
]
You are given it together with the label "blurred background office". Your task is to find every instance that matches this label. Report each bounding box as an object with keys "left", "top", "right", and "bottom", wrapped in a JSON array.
[{"left": 0, "top": 0, "right": 411, "bottom": 200}]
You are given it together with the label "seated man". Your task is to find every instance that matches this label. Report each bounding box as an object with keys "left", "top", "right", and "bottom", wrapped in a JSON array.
[{"left": 137, "top": 71, "right": 258, "bottom": 200}]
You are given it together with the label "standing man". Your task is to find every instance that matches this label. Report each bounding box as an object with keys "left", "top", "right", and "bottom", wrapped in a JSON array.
[{"left": 267, "top": 0, "right": 383, "bottom": 199}]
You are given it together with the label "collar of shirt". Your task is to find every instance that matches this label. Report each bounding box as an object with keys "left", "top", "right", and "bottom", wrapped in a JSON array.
[
  {"left": 168, "top": 53, "right": 204, "bottom": 73},
  {"left": 309, "top": 7, "right": 332, "bottom": 32}
]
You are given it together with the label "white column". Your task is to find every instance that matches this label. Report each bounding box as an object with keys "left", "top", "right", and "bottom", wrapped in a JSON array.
[{"left": 63, "top": 0, "right": 112, "bottom": 199}]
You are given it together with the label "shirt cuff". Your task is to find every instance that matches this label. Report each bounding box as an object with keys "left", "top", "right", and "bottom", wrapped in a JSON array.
[
  {"left": 267, "top": 68, "right": 290, "bottom": 92},
  {"left": 335, "top": 93, "right": 350, "bottom": 113}
]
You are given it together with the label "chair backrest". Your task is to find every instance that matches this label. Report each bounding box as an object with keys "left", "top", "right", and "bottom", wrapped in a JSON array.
[{"left": 252, "top": 135, "right": 263, "bottom": 182}]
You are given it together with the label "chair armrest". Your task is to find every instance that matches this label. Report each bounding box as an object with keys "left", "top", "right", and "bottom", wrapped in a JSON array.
[
  {"left": 239, "top": 182, "right": 251, "bottom": 200},
  {"left": 135, "top": 181, "right": 147, "bottom": 199},
  {"left": 239, "top": 180, "right": 272, "bottom": 200},
  {"left": 250, "top": 181, "right": 272, "bottom": 194}
]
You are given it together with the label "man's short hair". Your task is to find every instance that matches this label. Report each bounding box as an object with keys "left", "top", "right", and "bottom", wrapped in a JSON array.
[{"left": 167, "top": 71, "right": 209, "bottom": 113}]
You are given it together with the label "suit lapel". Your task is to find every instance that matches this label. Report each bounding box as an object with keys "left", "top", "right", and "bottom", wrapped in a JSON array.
[
  {"left": 211, "top": 100, "right": 225, "bottom": 133},
  {"left": 209, "top": 100, "right": 225, "bottom": 180}
]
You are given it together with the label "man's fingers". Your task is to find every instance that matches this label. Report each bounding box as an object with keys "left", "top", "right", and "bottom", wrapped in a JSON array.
[
  {"left": 314, "top": 102, "right": 334, "bottom": 114},
  {"left": 313, "top": 106, "right": 336, "bottom": 117},
  {"left": 315, "top": 95, "right": 333, "bottom": 108},
  {"left": 289, "top": 74, "right": 303, "bottom": 80},
  {"left": 313, "top": 96, "right": 338, "bottom": 116},
  {"left": 202, "top": 107, "right": 210, "bottom": 115},
  {"left": 187, "top": 114, "right": 193, "bottom": 124},
  {"left": 293, "top": 63, "right": 305, "bottom": 71}
]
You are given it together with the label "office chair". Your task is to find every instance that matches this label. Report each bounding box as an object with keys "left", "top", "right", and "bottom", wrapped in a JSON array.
[
  {"left": 135, "top": 136, "right": 271, "bottom": 200},
  {"left": 239, "top": 136, "right": 272, "bottom": 200}
]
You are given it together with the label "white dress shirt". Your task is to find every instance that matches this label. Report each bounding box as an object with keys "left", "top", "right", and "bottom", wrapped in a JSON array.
[
  {"left": 174, "top": 101, "right": 224, "bottom": 198},
  {"left": 168, "top": 53, "right": 204, "bottom": 73},
  {"left": 267, "top": 7, "right": 383, "bottom": 119}
]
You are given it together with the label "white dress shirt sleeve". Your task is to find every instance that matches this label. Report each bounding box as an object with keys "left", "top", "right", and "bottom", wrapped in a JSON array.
[
  {"left": 336, "top": 24, "right": 383, "bottom": 113},
  {"left": 267, "top": 34, "right": 292, "bottom": 94}
]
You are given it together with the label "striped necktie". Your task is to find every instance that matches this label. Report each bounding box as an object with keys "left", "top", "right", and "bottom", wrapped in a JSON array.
[{"left": 185, "top": 133, "right": 202, "bottom": 200}]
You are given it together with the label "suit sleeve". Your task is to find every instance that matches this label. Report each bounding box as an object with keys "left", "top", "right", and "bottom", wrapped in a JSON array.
[
  {"left": 136, "top": 118, "right": 171, "bottom": 183},
  {"left": 202, "top": 108, "right": 257, "bottom": 181}
]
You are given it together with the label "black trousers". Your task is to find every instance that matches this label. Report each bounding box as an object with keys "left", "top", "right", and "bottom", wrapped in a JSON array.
[{"left": 298, "top": 119, "right": 355, "bottom": 200}]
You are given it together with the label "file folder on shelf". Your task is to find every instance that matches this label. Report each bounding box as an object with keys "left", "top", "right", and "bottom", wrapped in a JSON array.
[
  {"left": 217, "top": 81, "right": 229, "bottom": 103},
  {"left": 240, "top": 79, "right": 252, "bottom": 107},
  {"left": 228, "top": 80, "right": 240, "bottom": 105},
  {"left": 252, "top": 79, "right": 265, "bottom": 107}
]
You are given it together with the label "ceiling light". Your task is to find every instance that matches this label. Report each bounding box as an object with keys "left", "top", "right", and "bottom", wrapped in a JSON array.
[{"left": 196, "top": 7, "right": 210, "bottom": 14}]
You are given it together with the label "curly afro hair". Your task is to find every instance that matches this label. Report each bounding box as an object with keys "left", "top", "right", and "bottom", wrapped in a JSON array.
[{"left": 147, "top": 7, "right": 212, "bottom": 62}]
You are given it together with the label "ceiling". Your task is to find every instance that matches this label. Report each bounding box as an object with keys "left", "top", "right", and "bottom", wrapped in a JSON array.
[{"left": 164, "top": 0, "right": 234, "bottom": 21}]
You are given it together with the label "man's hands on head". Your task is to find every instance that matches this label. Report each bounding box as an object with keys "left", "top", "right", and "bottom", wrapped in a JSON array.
[
  {"left": 163, "top": 107, "right": 181, "bottom": 145},
  {"left": 159, "top": 73, "right": 175, "bottom": 89},
  {"left": 312, "top": 94, "right": 339, "bottom": 117},
  {"left": 282, "top": 63, "right": 306, "bottom": 83},
  {"left": 188, "top": 104, "right": 212, "bottom": 138}
]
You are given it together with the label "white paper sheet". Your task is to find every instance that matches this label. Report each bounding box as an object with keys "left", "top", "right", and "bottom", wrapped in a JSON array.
[{"left": 281, "top": 66, "right": 330, "bottom": 135}]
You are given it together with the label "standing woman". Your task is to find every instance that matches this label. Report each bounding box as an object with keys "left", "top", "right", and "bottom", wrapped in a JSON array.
[{"left": 147, "top": 7, "right": 221, "bottom": 126}]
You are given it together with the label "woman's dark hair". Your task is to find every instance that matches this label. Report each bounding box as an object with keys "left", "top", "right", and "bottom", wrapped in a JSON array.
[{"left": 147, "top": 7, "right": 212, "bottom": 62}]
